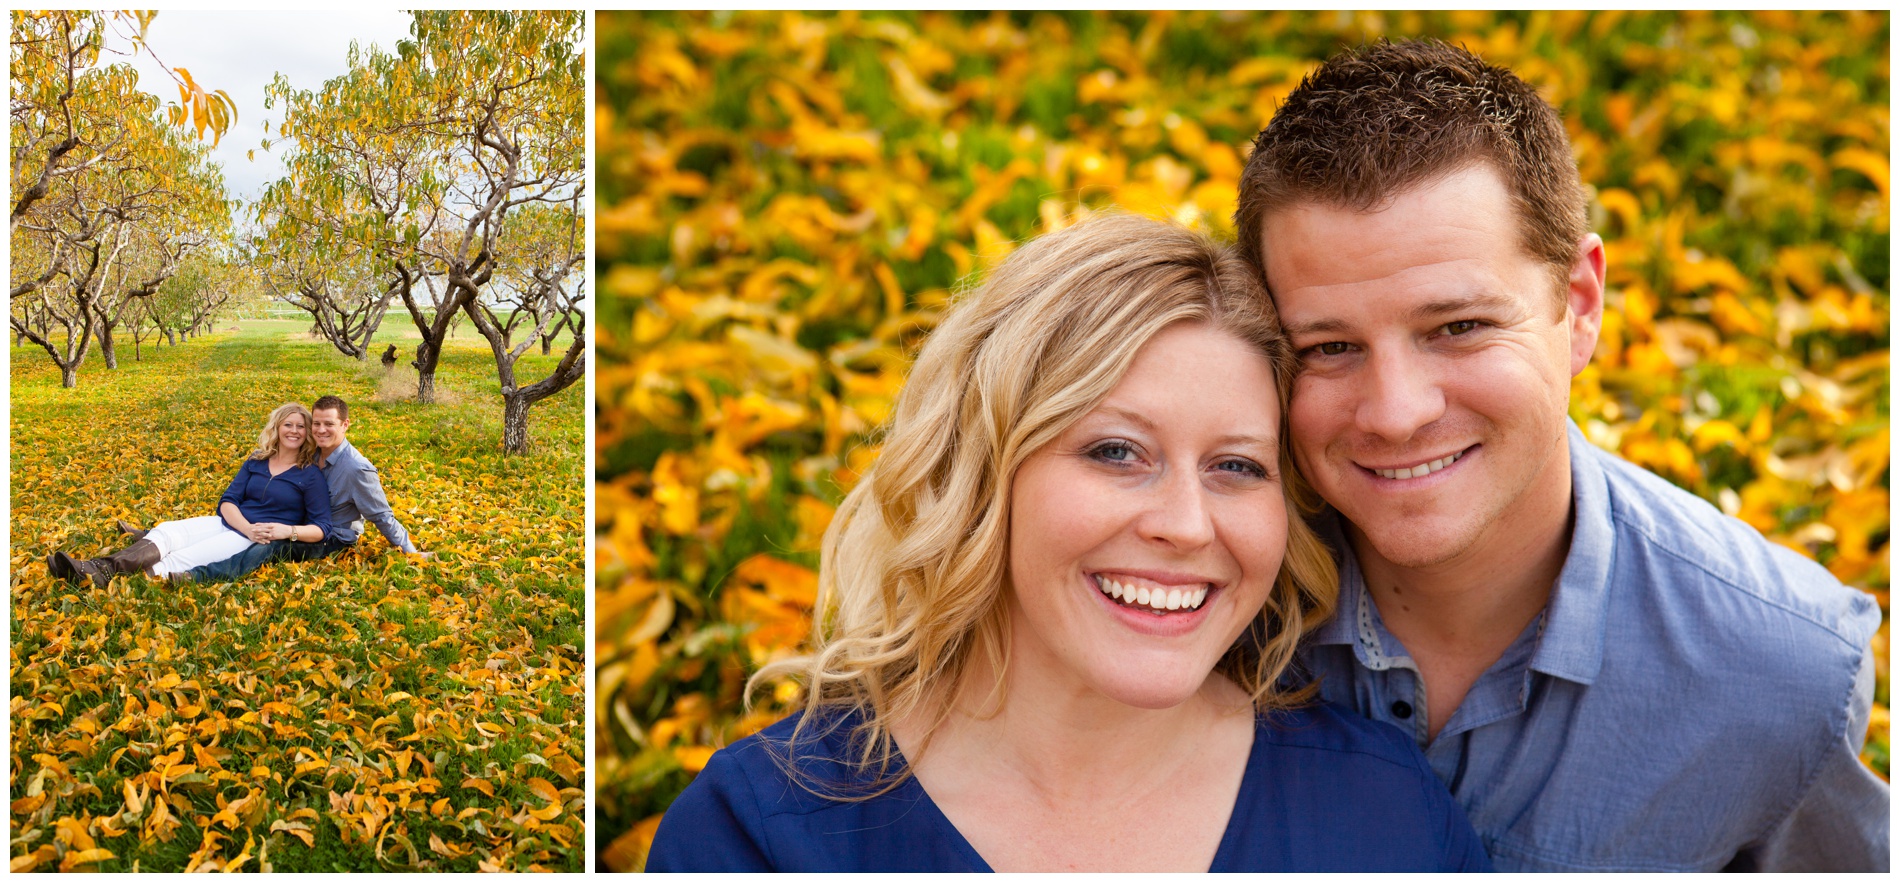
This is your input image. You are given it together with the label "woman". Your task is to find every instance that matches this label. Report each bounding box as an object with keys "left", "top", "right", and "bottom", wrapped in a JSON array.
[
  {"left": 646, "top": 215, "right": 1490, "bottom": 872},
  {"left": 48, "top": 402, "right": 334, "bottom": 586}
]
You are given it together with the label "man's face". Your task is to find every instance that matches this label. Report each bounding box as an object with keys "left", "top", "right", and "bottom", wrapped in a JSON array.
[
  {"left": 312, "top": 408, "right": 350, "bottom": 453},
  {"left": 1261, "top": 163, "right": 1601, "bottom": 572}
]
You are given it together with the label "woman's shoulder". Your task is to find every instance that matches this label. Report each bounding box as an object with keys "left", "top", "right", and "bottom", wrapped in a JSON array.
[
  {"left": 1252, "top": 699, "right": 1428, "bottom": 772},
  {"left": 1225, "top": 701, "right": 1491, "bottom": 871},
  {"left": 694, "top": 707, "right": 885, "bottom": 809},
  {"left": 647, "top": 707, "right": 984, "bottom": 872}
]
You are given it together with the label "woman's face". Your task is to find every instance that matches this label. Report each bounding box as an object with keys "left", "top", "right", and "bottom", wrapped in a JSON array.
[
  {"left": 278, "top": 412, "right": 308, "bottom": 452},
  {"left": 1006, "top": 321, "right": 1288, "bottom": 710}
]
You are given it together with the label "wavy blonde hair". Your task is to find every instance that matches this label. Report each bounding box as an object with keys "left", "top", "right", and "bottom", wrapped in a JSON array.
[
  {"left": 252, "top": 402, "right": 318, "bottom": 467},
  {"left": 752, "top": 214, "right": 1337, "bottom": 794}
]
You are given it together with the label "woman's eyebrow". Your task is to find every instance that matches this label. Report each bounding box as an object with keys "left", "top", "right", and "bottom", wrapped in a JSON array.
[{"left": 1086, "top": 406, "right": 1159, "bottom": 432}]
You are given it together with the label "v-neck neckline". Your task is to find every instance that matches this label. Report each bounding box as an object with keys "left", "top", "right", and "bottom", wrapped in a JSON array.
[{"left": 891, "top": 714, "right": 1262, "bottom": 872}]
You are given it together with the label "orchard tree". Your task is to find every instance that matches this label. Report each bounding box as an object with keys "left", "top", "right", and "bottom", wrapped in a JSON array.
[
  {"left": 9, "top": 62, "right": 226, "bottom": 387},
  {"left": 263, "top": 10, "right": 585, "bottom": 451},
  {"left": 404, "top": 10, "right": 585, "bottom": 452},
  {"left": 11, "top": 10, "right": 235, "bottom": 231},
  {"left": 466, "top": 199, "right": 586, "bottom": 452}
]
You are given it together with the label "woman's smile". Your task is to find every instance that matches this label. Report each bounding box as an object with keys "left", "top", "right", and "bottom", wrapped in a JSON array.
[{"left": 1091, "top": 572, "right": 1214, "bottom": 613}]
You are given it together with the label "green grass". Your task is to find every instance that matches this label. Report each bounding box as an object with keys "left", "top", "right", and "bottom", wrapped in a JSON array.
[{"left": 9, "top": 330, "right": 585, "bottom": 872}]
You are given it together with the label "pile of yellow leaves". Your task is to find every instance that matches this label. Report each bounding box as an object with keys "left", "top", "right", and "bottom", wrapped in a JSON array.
[
  {"left": 595, "top": 11, "right": 1889, "bottom": 868},
  {"left": 10, "top": 329, "right": 585, "bottom": 871}
]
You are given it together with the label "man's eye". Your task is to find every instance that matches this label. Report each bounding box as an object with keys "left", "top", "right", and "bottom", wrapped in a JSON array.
[
  {"left": 1307, "top": 342, "right": 1351, "bottom": 357},
  {"left": 1444, "top": 320, "right": 1481, "bottom": 335}
]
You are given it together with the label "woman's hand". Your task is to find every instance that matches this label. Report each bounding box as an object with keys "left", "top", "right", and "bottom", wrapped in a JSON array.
[
  {"left": 250, "top": 522, "right": 294, "bottom": 542},
  {"left": 221, "top": 502, "right": 262, "bottom": 543}
]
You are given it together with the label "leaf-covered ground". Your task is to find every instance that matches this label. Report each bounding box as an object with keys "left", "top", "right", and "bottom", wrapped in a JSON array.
[
  {"left": 10, "top": 325, "right": 585, "bottom": 872},
  {"left": 595, "top": 10, "right": 1889, "bottom": 870}
]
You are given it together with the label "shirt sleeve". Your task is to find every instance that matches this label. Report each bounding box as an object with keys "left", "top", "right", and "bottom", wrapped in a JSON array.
[
  {"left": 299, "top": 466, "right": 333, "bottom": 540},
  {"left": 217, "top": 460, "right": 252, "bottom": 526},
  {"left": 1737, "top": 642, "right": 1891, "bottom": 872},
  {"left": 1437, "top": 784, "right": 1495, "bottom": 871},
  {"left": 644, "top": 750, "right": 775, "bottom": 871},
  {"left": 344, "top": 459, "right": 416, "bottom": 552}
]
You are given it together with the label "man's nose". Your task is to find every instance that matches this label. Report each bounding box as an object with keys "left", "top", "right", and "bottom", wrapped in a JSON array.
[{"left": 1354, "top": 347, "right": 1446, "bottom": 443}]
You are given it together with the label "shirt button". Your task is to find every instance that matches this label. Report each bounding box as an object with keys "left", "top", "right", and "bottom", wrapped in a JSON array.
[{"left": 1390, "top": 700, "right": 1413, "bottom": 719}]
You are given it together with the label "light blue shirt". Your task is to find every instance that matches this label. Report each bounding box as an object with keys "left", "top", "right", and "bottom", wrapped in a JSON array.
[
  {"left": 317, "top": 439, "right": 416, "bottom": 553},
  {"left": 1298, "top": 420, "right": 1887, "bottom": 872}
]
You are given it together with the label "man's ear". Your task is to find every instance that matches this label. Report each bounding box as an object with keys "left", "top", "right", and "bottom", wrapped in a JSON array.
[{"left": 1566, "top": 233, "right": 1606, "bottom": 378}]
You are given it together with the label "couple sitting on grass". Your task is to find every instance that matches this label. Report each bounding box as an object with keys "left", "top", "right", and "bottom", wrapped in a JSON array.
[{"left": 48, "top": 394, "right": 429, "bottom": 587}]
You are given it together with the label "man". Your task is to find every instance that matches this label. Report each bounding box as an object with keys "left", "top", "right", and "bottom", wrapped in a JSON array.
[
  {"left": 172, "top": 394, "right": 425, "bottom": 582},
  {"left": 1236, "top": 40, "right": 1887, "bottom": 871}
]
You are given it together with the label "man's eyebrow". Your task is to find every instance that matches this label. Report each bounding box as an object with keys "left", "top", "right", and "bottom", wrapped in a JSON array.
[
  {"left": 1283, "top": 316, "right": 1350, "bottom": 338},
  {"left": 1283, "top": 291, "right": 1523, "bottom": 338},
  {"left": 1410, "top": 291, "right": 1519, "bottom": 320}
]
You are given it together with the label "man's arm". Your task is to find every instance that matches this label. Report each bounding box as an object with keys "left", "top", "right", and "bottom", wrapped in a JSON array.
[
  {"left": 342, "top": 459, "right": 418, "bottom": 553},
  {"left": 1734, "top": 642, "right": 1890, "bottom": 871}
]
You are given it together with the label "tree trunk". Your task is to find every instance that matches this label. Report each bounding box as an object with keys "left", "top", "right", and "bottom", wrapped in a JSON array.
[
  {"left": 60, "top": 363, "right": 76, "bottom": 388},
  {"left": 502, "top": 392, "right": 531, "bottom": 454},
  {"left": 413, "top": 339, "right": 441, "bottom": 404},
  {"left": 99, "top": 323, "right": 117, "bottom": 369}
]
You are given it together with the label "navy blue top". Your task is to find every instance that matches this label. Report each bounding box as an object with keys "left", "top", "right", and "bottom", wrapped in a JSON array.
[
  {"left": 646, "top": 702, "right": 1491, "bottom": 872},
  {"left": 217, "top": 457, "right": 332, "bottom": 538}
]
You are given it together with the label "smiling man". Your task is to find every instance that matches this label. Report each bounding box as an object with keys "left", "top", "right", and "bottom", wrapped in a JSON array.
[
  {"left": 1235, "top": 39, "right": 1887, "bottom": 871},
  {"left": 165, "top": 394, "right": 426, "bottom": 583}
]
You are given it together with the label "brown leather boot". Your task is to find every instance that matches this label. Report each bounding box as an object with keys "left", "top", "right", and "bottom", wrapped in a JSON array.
[
  {"left": 115, "top": 519, "right": 148, "bottom": 541},
  {"left": 60, "top": 539, "right": 162, "bottom": 588}
]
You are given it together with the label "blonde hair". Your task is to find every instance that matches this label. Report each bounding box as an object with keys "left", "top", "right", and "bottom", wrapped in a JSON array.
[
  {"left": 752, "top": 213, "right": 1337, "bottom": 794},
  {"left": 252, "top": 402, "right": 317, "bottom": 467}
]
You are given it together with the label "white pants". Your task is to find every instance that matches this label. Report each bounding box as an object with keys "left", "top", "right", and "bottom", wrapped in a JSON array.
[{"left": 144, "top": 515, "right": 258, "bottom": 577}]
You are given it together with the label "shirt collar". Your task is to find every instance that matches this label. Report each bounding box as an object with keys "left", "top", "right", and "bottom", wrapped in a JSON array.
[
  {"left": 1302, "top": 419, "right": 1614, "bottom": 686},
  {"left": 321, "top": 439, "right": 357, "bottom": 471},
  {"left": 1526, "top": 419, "right": 1614, "bottom": 685},
  {"left": 1309, "top": 513, "right": 1365, "bottom": 648}
]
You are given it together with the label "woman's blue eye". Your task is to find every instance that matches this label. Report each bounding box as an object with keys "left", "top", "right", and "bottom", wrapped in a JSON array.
[
  {"left": 1089, "top": 441, "right": 1137, "bottom": 463},
  {"left": 1215, "top": 458, "right": 1267, "bottom": 479}
]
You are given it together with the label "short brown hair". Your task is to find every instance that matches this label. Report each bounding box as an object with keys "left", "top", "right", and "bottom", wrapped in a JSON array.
[
  {"left": 1235, "top": 39, "right": 1587, "bottom": 298},
  {"left": 312, "top": 395, "right": 349, "bottom": 421}
]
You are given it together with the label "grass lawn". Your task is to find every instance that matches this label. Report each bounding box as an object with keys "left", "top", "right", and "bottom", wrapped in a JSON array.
[{"left": 9, "top": 328, "right": 585, "bottom": 871}]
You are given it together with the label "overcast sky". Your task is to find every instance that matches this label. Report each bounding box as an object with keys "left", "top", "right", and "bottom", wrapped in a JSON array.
[{"left": 110, "top": 10, "right": 415, "bottom": 207}]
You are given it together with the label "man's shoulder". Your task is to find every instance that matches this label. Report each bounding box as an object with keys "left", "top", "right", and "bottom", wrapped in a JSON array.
[
  {"left": 1586, "top": 440, "right": 1876, "bottom": 650},
  {"left": 330, "top": 442, "right": 382, "bottom": 476}
]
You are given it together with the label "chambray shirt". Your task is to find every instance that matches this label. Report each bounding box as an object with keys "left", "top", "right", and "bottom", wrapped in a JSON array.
[
  {"left": 1298, "top": 420, "right": 1888, "bottom": 872},
  {"left": 316, "top": 439, "right": 416, "bottom": 552}
]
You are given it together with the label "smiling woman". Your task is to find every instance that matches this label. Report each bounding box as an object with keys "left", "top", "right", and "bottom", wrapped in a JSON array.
[{"left": 644, "top": 214, "right": 1492, "bottom": 872}]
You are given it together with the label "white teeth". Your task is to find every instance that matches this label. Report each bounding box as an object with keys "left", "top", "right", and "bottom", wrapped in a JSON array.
[
  {"left": 1375, "top": 450, "right": 1462, "bottom": 481},
  {"left": 1095, "top": 575, "right": 1209, "bottom": 614}
]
